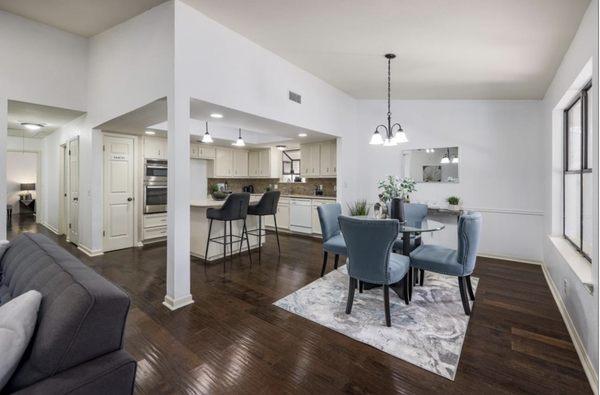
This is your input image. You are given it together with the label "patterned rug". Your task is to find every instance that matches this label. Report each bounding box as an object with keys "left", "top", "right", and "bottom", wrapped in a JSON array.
[{"left": 274, "top": 265, "right": 478, "bottom": 380}]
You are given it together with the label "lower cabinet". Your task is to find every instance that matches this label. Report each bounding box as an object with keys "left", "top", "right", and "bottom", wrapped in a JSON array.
[
  {"left": 264, "top": 197, "right": 334, "bottom": 237},
  {"left": 265, "top": 198, "right": 289, "bottom": 229},
  {"left": 143, "top": 213, "right": 167, "bottom": 241},
  {"left": 311, "top": 200, "right": 331, "bottom": 235}
]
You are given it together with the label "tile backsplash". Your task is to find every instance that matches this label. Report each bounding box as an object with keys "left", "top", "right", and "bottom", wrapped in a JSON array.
[{"left": 208, "top": 178, "right": 337, "bottom": 197}]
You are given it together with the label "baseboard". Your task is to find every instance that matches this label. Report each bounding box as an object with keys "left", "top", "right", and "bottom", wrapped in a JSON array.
[
  {"left": 163, "top": 294, "right": 194, "bottom": 310},
  {"left": 41, "top": 222, "right": 60, "bottom": 235},
  {"left": 77, "top": 244, "right": 104, "bottom": 257},
  {"left": 478, "top": 253, "right": 542, "bottom": 266},
  {"left": 541, "top": 263, "right": 598, "bottom": 394}
]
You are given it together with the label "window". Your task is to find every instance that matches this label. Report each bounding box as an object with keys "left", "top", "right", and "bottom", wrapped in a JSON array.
[{"left": 563, "top": 81, "right": 592, "bottom": 261}]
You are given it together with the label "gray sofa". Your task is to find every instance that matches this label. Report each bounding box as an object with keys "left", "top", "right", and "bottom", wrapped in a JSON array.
[{"left": 0, "top": 233, "right": 136, "bottom": 395}]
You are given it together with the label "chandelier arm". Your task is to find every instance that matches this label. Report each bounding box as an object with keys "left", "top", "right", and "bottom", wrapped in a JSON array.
[
  {"left": 375, "top": 124, "right": 390, "bottom": 138},
  {"left": 391, "top": 123, "right": 403, "bottom": 133}
]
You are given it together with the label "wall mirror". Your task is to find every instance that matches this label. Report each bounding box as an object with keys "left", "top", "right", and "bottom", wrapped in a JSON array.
[{"left": 401, "top": 146, "right": 459, "bottom": 183}]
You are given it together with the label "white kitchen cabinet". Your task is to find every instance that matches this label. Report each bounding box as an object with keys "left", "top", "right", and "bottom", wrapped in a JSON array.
[
  {"left": 265, "top": 198, "right": 290, "bottom": 229},
  {"left": 144, "top": 136, "right": 167, "bottom": 159},
  {"left": 248, "top": 150, "right": 260, "bottom": 177},
  {"left": 199, "top": 145, "right": 215, "bottom": 159},
  {"left": 319, "top": 140, "right": 337, "bottom": 176},
  {"left": 289, "top": 198, "right": 312, "bottom": 234},
  {"left": 300, "top": 143, "right": 321, "bottom": 177},
  {"left": 190, "top": 143, "right": 200, "bottom": 159},
  {"left": 214, "top": 148, "right": 233, "bottom": 177},
  {"left": 232, "top": 149, "right": 248, "bottom": 177},
  {"left": 311, "top": 199, "right": 331, "bottom": 234}
]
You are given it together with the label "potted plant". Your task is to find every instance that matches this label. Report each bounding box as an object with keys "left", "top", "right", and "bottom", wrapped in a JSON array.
[
  {"left": 347, "top": 200, "right": 370, "bottom": 216},
  {"left": 447, "top": 196, "right": 460, "bottom": 210},
  {"left": 377, "top": 176, "right": 417, "bottom": 203},
  {"left": 210, "top": 184, "right": 228, "bottom": 201}
]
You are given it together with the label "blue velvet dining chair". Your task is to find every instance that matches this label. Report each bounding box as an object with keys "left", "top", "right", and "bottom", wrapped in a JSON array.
[
  {"left": 338, "top": 216, "right": 410, "bottom": 327},
  {"left": 317, "top": 203, "right": 347, "bottom": 277},
  {"left": 409, "top": 211, "right": 482, "bottom": 315},
  {"left": 393, "top": 203, "right": 428, "bottom": 285}
]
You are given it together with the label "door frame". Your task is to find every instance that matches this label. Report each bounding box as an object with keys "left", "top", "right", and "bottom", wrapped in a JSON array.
[
  {"left": 58, "top": 143, "right": 67, "bottom": 235},
  {"left": 6, "top": 149, "right": 42, "bottom": 224},
  {"left": 66, "top": 136, "right": 79, "bottom": 245},
  {"left": 102, "top": 132, "right": 139, "bottom": 252}
]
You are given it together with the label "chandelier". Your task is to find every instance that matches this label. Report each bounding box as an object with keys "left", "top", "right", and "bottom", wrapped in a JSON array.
[{"left": 369, "top": 53, "right": 408, "bottom": 146}]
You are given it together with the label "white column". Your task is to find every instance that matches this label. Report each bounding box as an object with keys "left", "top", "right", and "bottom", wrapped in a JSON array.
[
  {"left": 0, "top": 97, "right": 7, "bottom": 241},
  {"left": 163, "top": 94, "right": 193, "bottom": 310}
]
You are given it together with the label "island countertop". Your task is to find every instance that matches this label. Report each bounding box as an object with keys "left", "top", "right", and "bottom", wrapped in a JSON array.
[{"left": 190, "top": 194, "right": 336, "bottom": 208}]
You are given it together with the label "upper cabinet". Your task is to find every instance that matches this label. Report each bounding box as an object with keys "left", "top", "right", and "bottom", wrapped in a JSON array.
[
  {"left": 144, "top": 136, "right": 167, "bottom": 159},
  {"left": 232, "top": 149, "right": 248, "bottom": 177},
  {"left": 300, "top": 140, "right": 336, "bottom": 177},
  {"left": 249, "top": 147, "right": 281, "bottom": 178},
  {"left": 190, "top": 143, "right": 215, "bottom": 160},
  {"left": 214, "top": 148, "right": 234, "bottom": 177}
]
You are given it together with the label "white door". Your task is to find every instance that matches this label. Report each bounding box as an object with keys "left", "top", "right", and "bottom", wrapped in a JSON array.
[
  {"left": 68, "top": 138, "right": 79, "bottom": 244},
  {"left": 104, "top": 135, "right": 135, "bottom": 252}
]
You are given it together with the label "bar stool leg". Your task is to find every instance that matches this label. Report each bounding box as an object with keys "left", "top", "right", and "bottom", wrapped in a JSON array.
[
  {"left": 204, "top": 219, "right": 213, "bottom": 266},
  {"left": 258, "top": 215, "right": 262, "bottom": 263},
  {"left": 243, "top": 219, "right": 252, "bottom": 265},
  {"left": 229, "top": 221, "right": 233, "bottom": 262},
  {"left": 273, "top": 214, "right": 281, "bottom": 255},
  {"left": 223, "top": 221, "right": 227, "bottom": 272}
]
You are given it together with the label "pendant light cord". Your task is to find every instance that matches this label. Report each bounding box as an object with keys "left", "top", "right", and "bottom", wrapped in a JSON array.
[{"left": 387, "top": 56, "right": 391, "bottom": 119}]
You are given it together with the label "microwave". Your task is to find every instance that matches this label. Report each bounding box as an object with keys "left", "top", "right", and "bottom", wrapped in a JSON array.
[{"left": 144, "top": 159, "right": 167, "bottom": 183}]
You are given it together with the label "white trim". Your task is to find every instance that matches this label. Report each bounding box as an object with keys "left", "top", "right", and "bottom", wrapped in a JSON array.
[
  {"left": 541, "top": 264, "right": 598, "bottom": 394},
  {"left": 463, "top": 207, "right": 544, "bottom": 216},
  {"left": 163, "top": 294, "right": 194, "bottom": 310},
  {"left": 478, "top": 253, "right": 542, "bottom": 266},
  {"left": 77, "top": 244, "right": 104, "bottom": 257},
  {"left": 42, "top": 222, "right": 60, "bottom": 235},
  {"left": 548, "top": 236, "right": 594, "bottom": 290}
]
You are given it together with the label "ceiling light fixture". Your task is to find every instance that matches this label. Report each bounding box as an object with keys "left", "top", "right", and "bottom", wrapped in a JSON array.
[
  {"left": 210, "top": 113, "right": 223, "bottom": 119},
  {"left": 369, "top": 54, "right": 407, "bottom": 146},
  {"left": 452, "top": 155, "right": 459, "bottom": 164},
  {"left": 298, "top": 133, "right": 307, "bottom": 137},
  {"left": 20, "top": 122, "right": 44, "bottom": 131},
  {"left": 145, "top": 130, "right": 156, "bottom": 135},
  {"left": 201, "top": 121, "right": 214, "bottom": 143},
  {"left": 232, "top": 128, "right": 246, "bottom": 147},
  {"left": 276, "top": 145, "right": 287, "bottom": 151}
]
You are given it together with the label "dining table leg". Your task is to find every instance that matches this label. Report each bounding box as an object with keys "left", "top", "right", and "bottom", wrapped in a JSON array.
[{"left": 401, "top": 231, "right": 413, "bottom": 301}]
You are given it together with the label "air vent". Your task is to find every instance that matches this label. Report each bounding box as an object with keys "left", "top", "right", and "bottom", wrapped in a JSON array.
[{"left": 289, "top": 91, "right": 301, "bottom": 104}]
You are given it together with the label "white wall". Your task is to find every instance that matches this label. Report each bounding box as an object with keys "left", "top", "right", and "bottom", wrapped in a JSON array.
[
  {"left": 6, "top": 152, "right": 37, "bottom": 214},
  {"left": 353, "top": 100, "right": 544, "bottom": 262},
  {"left": 190, "top": 159, "right": 208, "bottom": 200},
  {"left": 541, "top": 0, "right": 598, "bottom": 383}
]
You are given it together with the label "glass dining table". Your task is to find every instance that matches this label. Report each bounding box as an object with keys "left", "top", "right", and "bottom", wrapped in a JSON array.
[{"left": 353, "top": 216, "right": 446, "bottom": 301}]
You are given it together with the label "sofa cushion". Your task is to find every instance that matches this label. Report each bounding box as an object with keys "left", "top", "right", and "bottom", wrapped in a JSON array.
[
  {"left": 0, "top": 290, "right": 42, "bottom": 390},
  {"left": 0, "top": 233, "right": 131, "bottom": 392}
]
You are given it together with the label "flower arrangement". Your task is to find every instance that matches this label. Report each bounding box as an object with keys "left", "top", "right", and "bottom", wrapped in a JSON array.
[{"left": 377, "top": 176, "right": 417, "bottom": 203}]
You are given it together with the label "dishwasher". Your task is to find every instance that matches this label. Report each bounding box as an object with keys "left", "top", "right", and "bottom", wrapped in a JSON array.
[{"left": 289, "top": 198, "right": 313, "bottom": 234}]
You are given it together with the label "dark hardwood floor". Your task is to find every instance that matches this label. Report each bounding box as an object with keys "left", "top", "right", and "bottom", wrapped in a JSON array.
[{"left": 6, "top": 215, "right": 592, "bottom": 394}]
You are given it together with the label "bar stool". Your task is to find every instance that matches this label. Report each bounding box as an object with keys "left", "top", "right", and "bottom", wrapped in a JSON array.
[
  {"left": 204, "top": 193, "right": 252, "bottom": 271},
  {"left": 246, "top": 191, "right": 281, "bottom": 260}
]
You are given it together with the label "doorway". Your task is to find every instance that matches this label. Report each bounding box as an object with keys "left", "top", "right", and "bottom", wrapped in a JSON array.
[
  {"left": 6, "top": 150, "right": 38, "bottom": 226},
  {"left": 103, "top": 134, "right": 136, "bottom": 252}
]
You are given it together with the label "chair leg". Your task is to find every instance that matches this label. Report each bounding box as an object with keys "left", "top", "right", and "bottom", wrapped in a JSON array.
[
  {"left": 384, "top": 285, "right": 391, "bottom": 327},
  {"left": 204, "top": 219, "right": 213, "bottom": 265},
  {"left": 466, "top": 275, "right": 475, "bottom": 301},
  {"left": 403, "top": 275, "right": 410, "bottom": 305},
  {"left": 273, "top": 214, "right": 281, "bottom": 255},
  {"left": 229, "top": 221, "right": 233, "bottom": 261},
  {"left": 458, "top": 276, "right": 471, "bottom": 315},
  {"left": 243, "top": 219, "right": 252, "bottom": 265},
  {"left": 346, "top": 277, "right": 356, "bottom": 314},
  {"left": 359, "top": 281, "right": 363, "bottom": 293},
  {"left": 334, "top": 254, "right": 339, "bottom": 269},
  {"left": 408, "top": 268, "right": 413, "bottom": 301},
  {"left": 419, "top": 269, "right": 425, "bottom": 286},
  {"left": 320, "top": 251, "right": 328, "bottom": 277}
]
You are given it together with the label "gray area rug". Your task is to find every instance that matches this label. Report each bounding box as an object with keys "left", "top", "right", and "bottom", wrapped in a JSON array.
[{"left": 274, "top": 266, "right": 478, "bottom": 380}]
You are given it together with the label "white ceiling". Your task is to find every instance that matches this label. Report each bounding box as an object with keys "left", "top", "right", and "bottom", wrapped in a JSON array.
[
  {"left": 7, "top": 100, "right": 85, "bottom": 138},
  {"left": 0, "top": 0, "right": 168, "bottom": 37},
  {"left": 97, "top": 98, "right": 333, "bottom": 148},
  {"left": 1, "top": 0, "right": 589, "bottom": 99},
  {"left": 183, "top": 0, "right": 591, "bottom": 99}
]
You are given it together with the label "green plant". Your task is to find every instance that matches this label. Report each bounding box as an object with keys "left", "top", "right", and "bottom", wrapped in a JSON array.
[
  {"left": 210, "top": 184, "right": 219, "bottom": 193},
  {"left": 377, "top": 176, "right": 417, "bottom": 203},
  {"left": 347, "top": 200, "right": 370, "bottom": 216},
  {"left": 447, "top": 196, "right": 460, "bottom": 205}
]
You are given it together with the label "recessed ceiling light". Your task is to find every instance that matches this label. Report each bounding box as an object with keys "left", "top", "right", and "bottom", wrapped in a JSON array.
[
  {"left": 298, "top": 133, "right": 307, "bottom": 137},
  {"left": 276, "top": 145, "right": 287, "bottom": 151},
  {"left": 210, "top": 113, "right": 223, "bottom": 119},
  {"left": 145, "top": 130, "right": 156, "bottom": 135},
  {"left": 20, "top": 122, "right": 44, "bottom": 131}
]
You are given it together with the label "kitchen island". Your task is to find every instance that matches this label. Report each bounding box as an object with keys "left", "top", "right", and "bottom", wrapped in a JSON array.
[{"left": 190, "top": 196, "right": 264, "bottom": 261}]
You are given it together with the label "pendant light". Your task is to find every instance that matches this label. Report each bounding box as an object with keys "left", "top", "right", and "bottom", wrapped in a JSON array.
[
  {"left": 369, "top": 53, "right": 407, "bottom": 146},
  {"left": 452, "top": 155, "right": 459, "bottom": 164},
  {"left": 232, "top": 128, "right": 245, "bottom": 147},
  {"left": 201, "top": 121, "right": 213, "bottom": 143}
]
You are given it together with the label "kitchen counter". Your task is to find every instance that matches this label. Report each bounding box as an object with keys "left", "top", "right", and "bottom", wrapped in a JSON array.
[
  {"left": 251, "top": 193, "right": 337, "bottom": 200},
  {"left": 190, "top": 196, "right": 261, "bottom": 208}
]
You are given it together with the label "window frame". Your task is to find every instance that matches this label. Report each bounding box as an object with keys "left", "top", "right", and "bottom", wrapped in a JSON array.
[{"left": 563, "top": 80, "right": 592, "bottom": 262}]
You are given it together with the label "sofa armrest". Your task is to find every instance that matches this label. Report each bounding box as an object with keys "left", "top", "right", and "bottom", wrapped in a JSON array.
[{"left": 9, "top": 350, "right": 136, "bottom": 395}]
